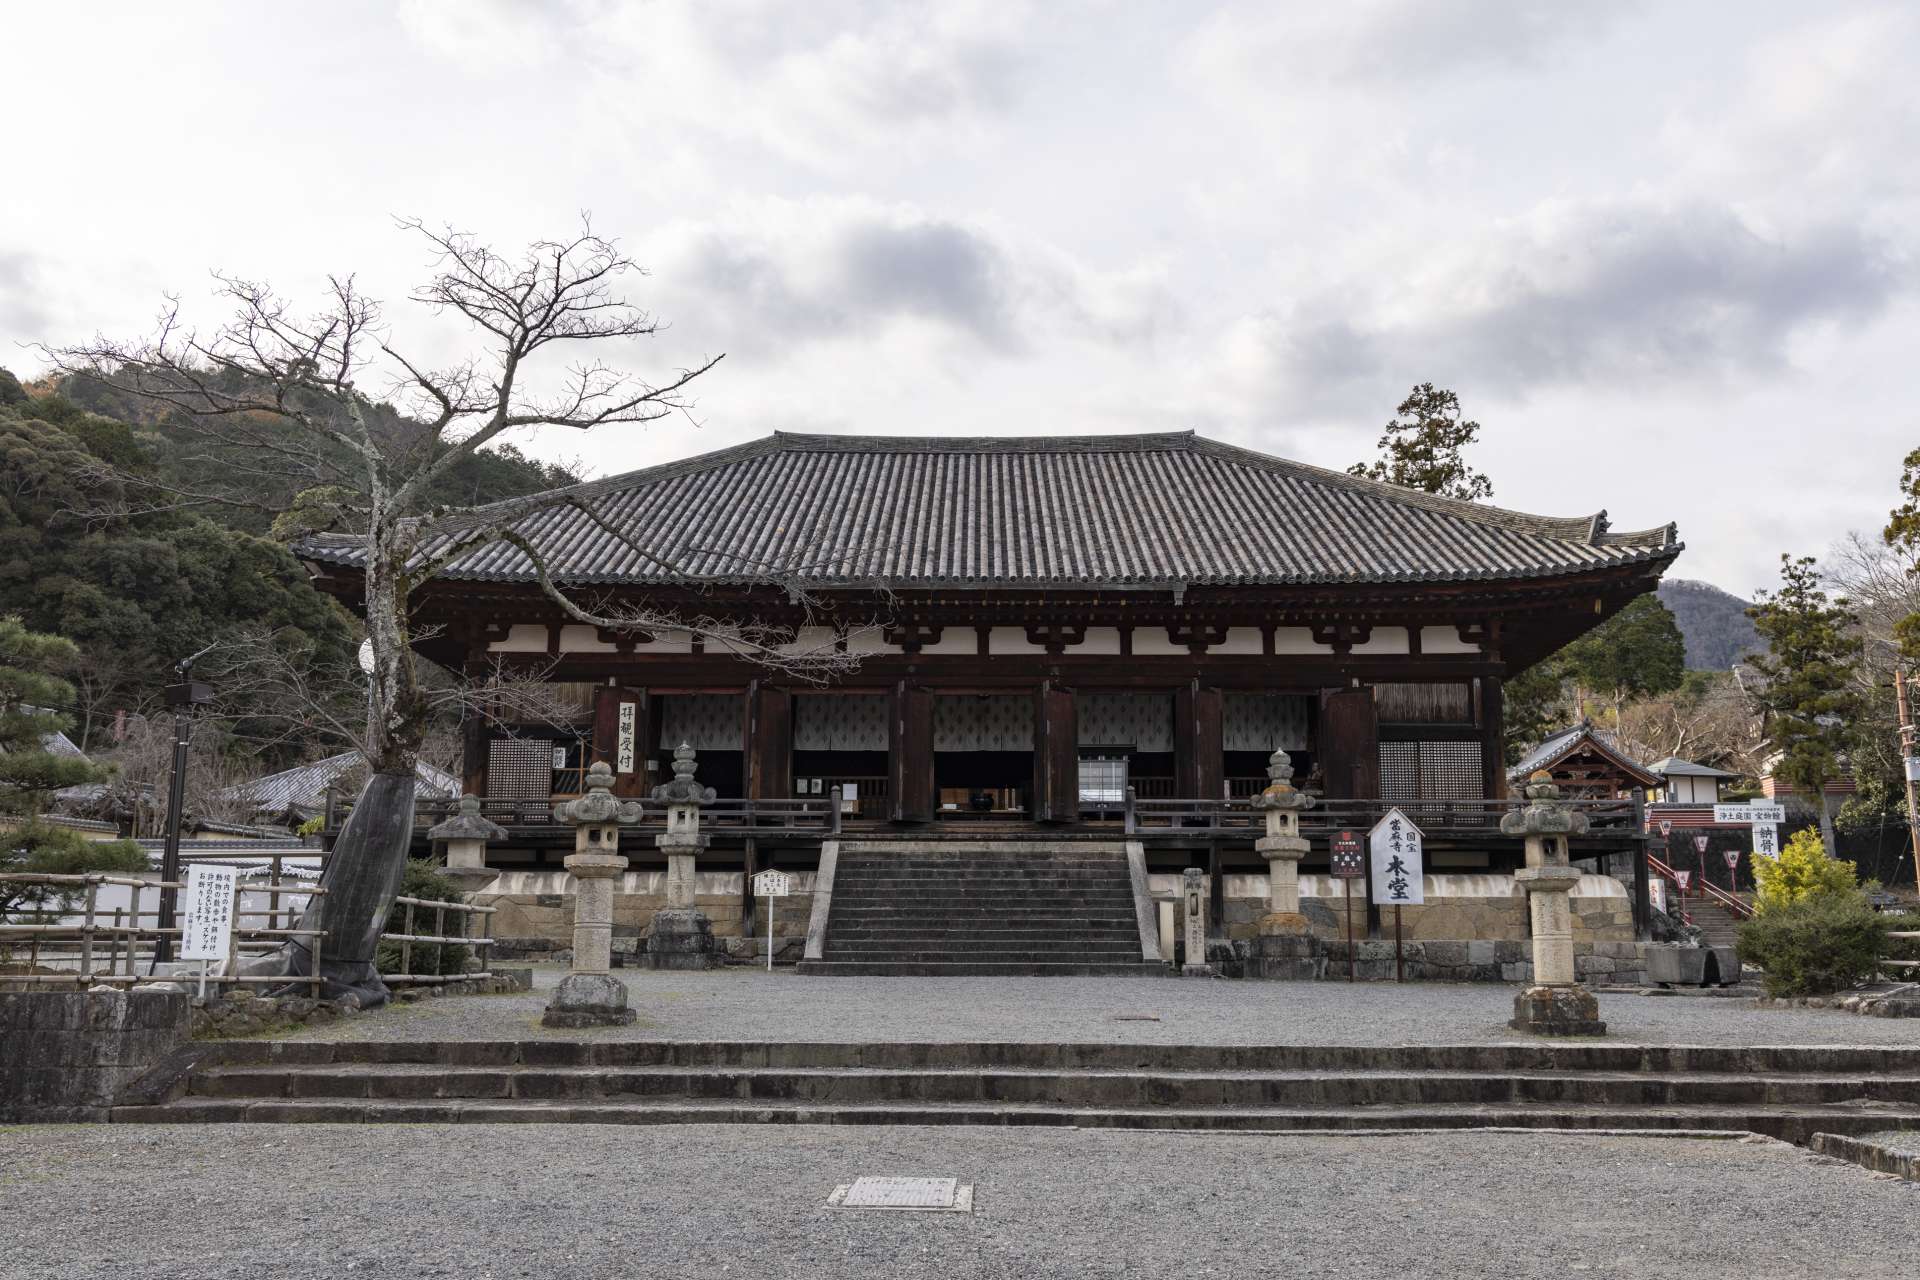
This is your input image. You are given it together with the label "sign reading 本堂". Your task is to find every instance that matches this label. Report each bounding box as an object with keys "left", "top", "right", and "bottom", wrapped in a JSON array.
[
  {"left": 180, "top": 864, "right": 238, "bottom": 961},
  {"left": 616, "top": 702, "right": 636, "bottom": 774},
  {"left": 1714, "top": 803, "right": 1786, "bottom": 825},
  {"left": 1368, "top": 808, "right": 1425, "bottom": 905},
  {"left": 1329, "top": 831, "right": 1364, "bottom": 878},
  {"left": 752, "top": 869, "right": 794, "bottom": 897}
]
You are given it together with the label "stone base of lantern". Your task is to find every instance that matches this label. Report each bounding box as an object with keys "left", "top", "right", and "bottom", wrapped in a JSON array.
[
  {"left": 439, "top": 865, "right": 499, "bottom": 895},
  {"left": 1248, "top": 925, "right": 1326, "bottom": 980},
  {"left": 541, "top": 972, "right": 637, "bottom": 1028},
  {"left": 643, "top": 908, "right": 721, "bottom": 970},
  {"left": 1508, "top": 984, "right": 1606, "bottom": 1037}
]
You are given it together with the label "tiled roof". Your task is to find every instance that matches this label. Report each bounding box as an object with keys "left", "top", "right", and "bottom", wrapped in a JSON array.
[
  {"left": 1510, "top": 721, "right": 1661, "bottom": 787},
  {"left": 296, "top": 431, "right": 1680, "bottom": 588},
  {"left": 219, "top": 752, "right": 459, "bottom": 815},
  {"left": 1648, "top": 756, "right": 1740, "bottom": 779}
]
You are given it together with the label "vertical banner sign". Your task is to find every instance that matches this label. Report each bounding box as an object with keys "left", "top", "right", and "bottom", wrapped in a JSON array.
[
  {"left": 1329, "top": 830, "right": 1364, "bottom": 982},
  {"left": 1752, "top": 823, "right": 1779, "bottom": 859},
  {"left": 1369, "top": 808, "right": 1424, "bottom": 984},
  {"left": 616, "top": 702, "right": 636, "bottom": 774}
]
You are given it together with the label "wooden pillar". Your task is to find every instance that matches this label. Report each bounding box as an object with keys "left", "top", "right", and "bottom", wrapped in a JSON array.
[
  {"left": 1479, "top": 674, "right": 1506, "bottom": 800},
  {"left": 461, "top": 705, "right": 487, "bottom": 798},
  {"left": 1034, "top": 680, "right": 1078, "bottom": 823},
  {"left": 890, "top": 682, "right": 934, "bottom": 822}
]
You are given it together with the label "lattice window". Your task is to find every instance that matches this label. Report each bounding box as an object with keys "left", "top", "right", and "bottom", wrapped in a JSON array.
[
  {"left": 487, "top": 738, "right": 554, "bottom": 801},
  {"left": 1077, "top": 757, "right": 1127, "bottom": 804},
  {"left": 1379, "top": 741, "right": 1485, "bottom": 802}
]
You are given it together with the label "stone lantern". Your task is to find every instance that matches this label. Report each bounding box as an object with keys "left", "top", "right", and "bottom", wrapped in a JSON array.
[
  {"left": 542, "top": 760, "right": 642, "bottom": 1028},
  {"left": 426, "top": 794, "right": 505, "bottom": 896},
  {"left": 643, "top": 742, "right": 720, "bottom": 970},
  {"left": 1500, "top": 771, "right": 1603, "bottom": 1035},
  {"left": 1248, "top": 749, "right": 1325, "bottom": 980}
]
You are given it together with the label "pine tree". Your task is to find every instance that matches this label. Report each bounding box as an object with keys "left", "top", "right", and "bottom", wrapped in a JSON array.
[
  {"left": 1348, "top": 383, "right": 1495, "bottom": 501},
  {"left": 1745, "top": 555, "right": 1859, "bottom": 851},
  {"left": 0, "top": 617, "right": 146, "bottom": 918}
]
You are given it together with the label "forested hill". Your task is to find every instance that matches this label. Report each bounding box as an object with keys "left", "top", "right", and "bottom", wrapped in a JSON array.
[
  {"left": 1657, "top": 579, "right": 1759, "bottom": 670},
  {"left": 0, "top": 366, "right": 578, "bottom": 756}
]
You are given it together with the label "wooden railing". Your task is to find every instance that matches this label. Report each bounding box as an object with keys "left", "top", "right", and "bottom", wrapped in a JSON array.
[
  {"left": 1122, "top": 793, "right": 1645, "bottom": 838},
  {"left": 382, "top": 894, "right": 497, "bottom": 986}
]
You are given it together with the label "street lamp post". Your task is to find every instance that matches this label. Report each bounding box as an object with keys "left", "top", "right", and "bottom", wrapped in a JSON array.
[{"left": 152, "top": 648, "right": 216, "bottom": 965}]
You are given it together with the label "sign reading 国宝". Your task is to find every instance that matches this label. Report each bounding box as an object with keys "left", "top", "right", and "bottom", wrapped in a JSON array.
[{"left": 1368, "top": 808, "right": 1424, "bottom": 905}]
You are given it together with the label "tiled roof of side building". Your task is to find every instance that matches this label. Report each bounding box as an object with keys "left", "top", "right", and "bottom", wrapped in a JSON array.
[{"left": 295, "top": 431, "right": 1681, "bottom": 588}]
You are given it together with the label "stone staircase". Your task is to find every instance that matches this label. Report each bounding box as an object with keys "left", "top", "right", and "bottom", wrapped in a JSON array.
[
  {"left": 1680, "top": 897, "right": 1746, "bottom": 950},
  {"left": 798, "top": 840, "right": 1164, "bottom": 977},
  {"left": 114, "top": 1039, "right": 1920, "bottom": 1143}
]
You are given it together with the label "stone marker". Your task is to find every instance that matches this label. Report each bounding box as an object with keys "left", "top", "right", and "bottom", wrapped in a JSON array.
[
  {"left": 543, "top": 761, "right": 642, "bottom": 1028},
  {"left": 1248, "top": 749, "right": 1326, "bottom": 980},
  {"left": 427, "top": 793, "right": 507, "bottom": 895},
  {"left": 644, "top": 743, "right": 721, "bottom": 970},
  {"left": 1500, "top": 771, "right": 1604, "bottom": 1035},
  {"left": 1181, "top": 866, "right": 1212, "bottom": 977}
]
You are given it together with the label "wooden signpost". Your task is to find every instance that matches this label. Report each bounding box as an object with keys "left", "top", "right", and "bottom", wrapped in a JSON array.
[
  {"left": 1329, "top": 830, "right": 1364, "bottom": 981},
  {"left": 1368, "top": 809, "right": 1424, "bottom": 983}
]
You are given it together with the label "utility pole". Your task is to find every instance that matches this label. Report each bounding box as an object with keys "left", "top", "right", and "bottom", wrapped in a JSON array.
[{"left": 1895, "top": 666, "right": 1920, "bottom": 898}]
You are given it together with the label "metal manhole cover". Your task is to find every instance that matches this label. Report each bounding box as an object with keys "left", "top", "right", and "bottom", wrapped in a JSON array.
[{"left": 829, "top": 1176, "right": 973, "bottom": 1212}]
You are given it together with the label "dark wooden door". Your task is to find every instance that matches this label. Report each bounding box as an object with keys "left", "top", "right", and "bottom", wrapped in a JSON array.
[
  {"left": 1033, "top": 682, "right": 1078, "bottom": 823},
  {"left": 1320, "top": 687, "right": 1379, "bottom": 800},
  {"left": 1175, "top": 684, "right": 1225, "bottom": 799},
  {"left": 890, "top": 682, "right": 935, "bottom": 822}
]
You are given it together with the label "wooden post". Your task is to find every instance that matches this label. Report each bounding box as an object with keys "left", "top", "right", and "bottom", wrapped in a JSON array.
[
  {"left": 400, "top": 901, "right": 413, "bottom": 978},
  {"left": 742, "top": 838, "right": 759, "bottom": 939},
  {"left": 80, "top": 880, "right": 98, "bottom": 982},
  {"left": 435, "top": 902, "right": 446, "bottom": 977},
  {"left": 829, "top": 785, "right": 843, "bottom": 835},
  {"left": 1394, "top": 904, "right": 1404, "bottom": 982},
  {"left": 1124, "top": 785, "right": 1137, "bottom": 835},
  {"left": 108, "top": 906, "right": 123, "bottom": 978},
  {"left": 1631, "top": 793, "right": 1652, "bottom": 940}
]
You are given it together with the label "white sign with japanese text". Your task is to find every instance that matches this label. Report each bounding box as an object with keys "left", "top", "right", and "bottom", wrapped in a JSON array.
[
  {"left": 752, "top": 869, "right": 794, "bottom": 897},
  {"left": 1752, "top": 823, "right": 1780, "bottom": 859},
  {"left": 1714, "top": 803, "right": 1785, "bottom": 825},
  {"left": 616, "top": 702, "right": 636, "bottom": 774},
  {"left": 1368, "top": 808, "right": 1425, "bottom": 906},
  {"left": 180, "top": 864, "right": 238, "bottom": 962}
]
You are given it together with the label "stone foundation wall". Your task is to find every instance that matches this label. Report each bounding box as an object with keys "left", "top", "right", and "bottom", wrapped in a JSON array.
[
  {"left": 0, "top": 989, "right": 188, "bottom": 1121},
  {"left": 474, "top": 869, "right": 817, "bottom": 961},
  {"left": 1180, "top": 871, "right": 1636, "bottom": 945}
]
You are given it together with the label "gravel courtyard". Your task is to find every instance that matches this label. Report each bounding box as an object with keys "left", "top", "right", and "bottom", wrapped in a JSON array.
[
  {"left": 3, "top": 1124, "right": 1912, "bottom": 1280},
  {"left": 279, "top": 967, "right": 1920, "bottom": 1047}
]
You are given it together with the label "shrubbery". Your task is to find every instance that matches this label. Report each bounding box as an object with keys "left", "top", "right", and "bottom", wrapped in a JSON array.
[
  {"left": 373, "top": 860, "right": 470, "bottom": 978},
  {"left": 1737, "top": 889, "right": 1889, "bottom": 997},
  {"left": 1751, "top": 829, "right": 1857, "bottom": 910}
]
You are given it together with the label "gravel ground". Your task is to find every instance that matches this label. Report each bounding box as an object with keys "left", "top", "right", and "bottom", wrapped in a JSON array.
[
  {"left": 2, "top": 1124, "right": 1911, "bottom": 1280},
  {"left": 281, "top": 966, "right": 1920, "bottom": 1046}
]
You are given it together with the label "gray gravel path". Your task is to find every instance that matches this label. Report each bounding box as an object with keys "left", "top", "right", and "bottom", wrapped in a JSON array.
[
  {"left": 2, "top": 1124, "right": 1911, "bottom": 1279},
  {"left": 284, "top": 967, "right": 1920, "bottom": 1046}
]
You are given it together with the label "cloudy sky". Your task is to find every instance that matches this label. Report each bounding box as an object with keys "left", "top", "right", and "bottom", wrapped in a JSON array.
[{"left": 3, "top": 1, "right": 1913, "bottom": 596}]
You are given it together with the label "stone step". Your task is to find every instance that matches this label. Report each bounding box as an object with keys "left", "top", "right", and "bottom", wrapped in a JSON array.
[
  {"left": 179, "top": 1039, "right": 1920, "bottom": 1073},
  {"left": 181, "top": 1063, "right": 1920, "bottom": 1109},
  {"left": 825, "top": 948, "right": 1147, "bottom": 964},
  {"left": 114, "top": 1094, "right": 1919, "bottom": 1142},
  {"left": 795, "top": 961, "right": 1170, "bottom": 977},
  {"left": 828, "top": 926, "right": 1143, "bottom": 941}
]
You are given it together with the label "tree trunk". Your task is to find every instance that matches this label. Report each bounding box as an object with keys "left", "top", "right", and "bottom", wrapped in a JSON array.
[{"left": 266, "top": 769, "right": 418, "bottom": 1006}]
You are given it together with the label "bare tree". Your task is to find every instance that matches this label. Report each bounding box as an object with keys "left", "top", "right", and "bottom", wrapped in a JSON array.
[{"left": 49, "top": 219, "right": 861, "bottom": 1004}]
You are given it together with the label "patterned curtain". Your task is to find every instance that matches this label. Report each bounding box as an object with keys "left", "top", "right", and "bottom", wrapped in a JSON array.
[
  {"left": 657, "top": 694, "right": 743, "bottom": 751},
  {"left": 793, "top": 695, "right": 889, "bottom": 751},
  {"left": 934, "top": 695, "right": 1034, "bottom": 751},
  {"left": 1223, "top": 694, "right": 1312, "bottom": 751},
  {"left": 1077, "top": 694, "right": 1173, "bottom": 751}
]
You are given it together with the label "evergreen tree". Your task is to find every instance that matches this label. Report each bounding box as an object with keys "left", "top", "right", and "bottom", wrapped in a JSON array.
[
  {"left": 0, "top": 617, "right": 146, "bottom": 919},
  {"left": 1558, "top": 595, "right": 1687, "bottom": 725},
  {"left": 1746, "top": 554, "right": 1859, "bottom": 851},
  {"left": 1348, "top": 382, "right": 1495, "bottom": 501}
]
